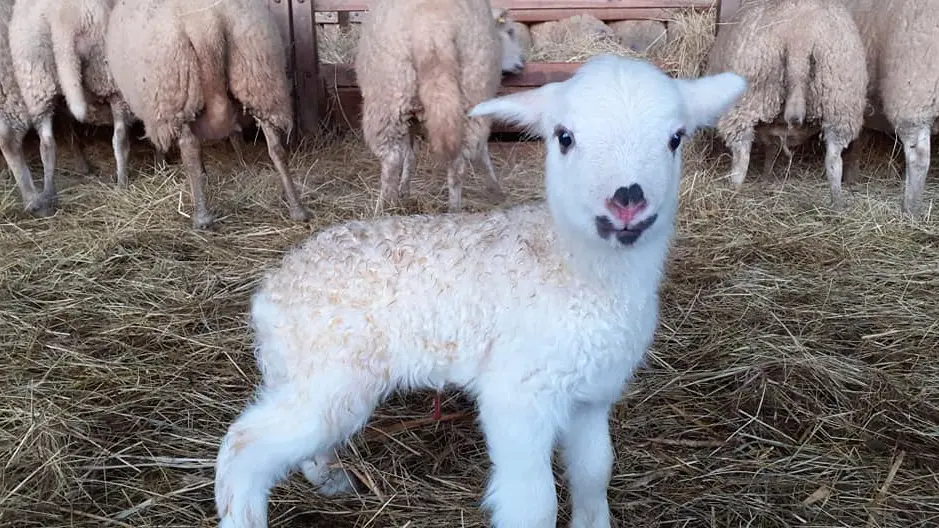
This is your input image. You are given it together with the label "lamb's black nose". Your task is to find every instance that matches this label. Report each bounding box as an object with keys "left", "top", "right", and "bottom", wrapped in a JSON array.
[{"left": 612, "top": 184, "right": 644, "bottom": 208}]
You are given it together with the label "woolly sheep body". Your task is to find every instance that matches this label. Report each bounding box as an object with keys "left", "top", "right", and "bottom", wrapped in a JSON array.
[
  {"left": 529, "top": 14, "right": 615, "bottom": 49},
  {"left": 105, "top": 0, "right": 311, "bottom": 230},
  {"left": 608, "top": 20, "right": 668, "bottom": 54},
  {"left": 0, "top": 0, "right": 41, "bottom": 214},
  {"left": 8, "top": 0, "right": 131, "bottom": 215},
  {"left": 213, "top": 54, "right": 747, "bottom": 528},
  {"left": 841, "top": 0, "right": 939, "bottom": 215},
  {"left": 707, "top": 0, "right": 867, "bottom": 206},
  {"left": 354, "top": 0, "right": 525, "bottom": 213}
]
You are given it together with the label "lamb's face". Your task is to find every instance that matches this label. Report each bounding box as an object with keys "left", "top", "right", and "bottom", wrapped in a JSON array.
[
  {"left": 469, "top": 54, "right": 747, "bottom": 249},
  {"left": 492, "top": 8, "right": 525, "bottom": 75}
]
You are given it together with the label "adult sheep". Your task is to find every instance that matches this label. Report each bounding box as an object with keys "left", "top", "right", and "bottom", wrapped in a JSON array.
[
  {"left": 213, "top": 54, "right": 746, "bottom": 528},
  {"left": 8, "top": 0, "right": 131, "bottom": 215},
  {"left": 355, "top": 0, "right": 526, "bottom": 213},
  {"left": 840, "top": 0, "right": 939, "bottom": 216},
  {"left": 706, "top": 0, "right": 867, "bottom": 207},
  {"left": 105, "top": 0, "right": 311, "bottom": 230}
]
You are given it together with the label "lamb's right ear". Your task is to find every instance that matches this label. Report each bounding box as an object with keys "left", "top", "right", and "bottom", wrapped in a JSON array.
[
  {"left": 674, "top": 71, "right": 747, "bottom": 131},
  {"left": 468, "top": 82, "right": 562, "bottom": 138}
]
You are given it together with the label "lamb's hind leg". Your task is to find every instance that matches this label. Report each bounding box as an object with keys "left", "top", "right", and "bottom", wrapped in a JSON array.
[
  {"left": 560, "top": 401, "right": 613, "bottom": 528},
  {"left": 478, "top": 391, "right": 559, "bottom": 528},
  {"left": 215, "top": 379, "right": 379, "bottom": 528},
  {"left": 897, "top": 124, "right": 931, "bottom": 216},
  {"left": 258, "top": 120, "right": 311, "bottom": 222}
]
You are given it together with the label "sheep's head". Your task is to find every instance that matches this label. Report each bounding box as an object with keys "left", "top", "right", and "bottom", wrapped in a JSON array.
[
  {"left": 492, "top": 8, "right": 525, "bottom": 75},
  {"left": 469, "top": 54, "right": 746, "bottom": 250}
]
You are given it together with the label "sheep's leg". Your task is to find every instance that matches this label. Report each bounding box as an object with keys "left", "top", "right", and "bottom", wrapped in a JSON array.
[
  {"left": 36, "top": 114, "right": 59, "bottom": 213},
  {"left": 258, "top": 120, "right": 311, "bottom": 222},
  {"left": 446, "top": 154, "right": 467, "bottom": 213},
  {"left": 824, "top": 136, "right": 849, "bottom": 209},
  {"left": 898, "top": 124, "right": 931, "bottom": 216},
  {"left": 377, "top": 139, "right": 408, "bottom": 211},
  {"left": 727, "top": 139, "right": 752, "bottom": 188},
  {"left": 153, "top": 149, "right": 168, "bottom": 170},
  {"left": 66, "top": 119, "right": 94, "bottom": 177},
  {"left": 397, "top": 128, "right": 416, "bottom": 200},
  {"left": 842, "top": 132, "right": 866, "bottom": 184},
  {"left": 111, "top": 103, "right": 131, "bottom": 188},
  {"left": 477, "top": 141, "right": 506, "bottom": 202},
  {"left": 215, "top": 381, "right": 378, "bottom": 528},
  {"left": 178, "top": 127, "right": 215, "bottom": 230},
  {"left": 0, "top": 122, "right": 44, "bottom": 215},
  {"left": 229, "top": 130, "right": 248, "bottom": 169},
  {"left": 560, "top": 401, "right": 613, "bottom": 528},
  {"left": 762, "top": 139, "right": 782, "bottom": 179},
  {"left": 478, "top": 393, "right": 558, "bottom": 528}
]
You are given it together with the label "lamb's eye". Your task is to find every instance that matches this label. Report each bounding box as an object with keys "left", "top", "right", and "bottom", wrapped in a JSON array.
[
  {"left": 669, "top": 129, "right": 685, "bottom": 152},
  {"left": 555, "top": 126, "right": 574, "bottom": 154}
]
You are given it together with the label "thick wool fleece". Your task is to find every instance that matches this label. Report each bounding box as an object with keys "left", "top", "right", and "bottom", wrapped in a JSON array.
[
  {"left": 9, "top": 0, "right": 119, "bottom": 125},
  {"left": 105, "top": 0, "right": 293, "bottom": 153},
  {"left": 707, "top": 0, "right": 867, "bottom": 148},
  {"left": 841, "top": 0, "right": 939, "bottom": 132},
  {"left": 355, "top": 0, "right": 502, "bottom": 166}
]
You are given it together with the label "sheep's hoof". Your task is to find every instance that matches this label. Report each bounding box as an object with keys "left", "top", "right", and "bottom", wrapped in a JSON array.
[
  {"left": 289, "top": 205, "right": 313, "bottom": 222},
  {"left": 25, "top": 193, "right": 58, "bottom": 218},
  {"left": 486, "top": 184, "right": 507, "bottom": 203},
  {"left": 192, "top": 212, "right": 217, "bottom": 231}
]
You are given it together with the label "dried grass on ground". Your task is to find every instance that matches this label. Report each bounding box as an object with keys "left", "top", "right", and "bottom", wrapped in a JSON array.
[{"left": 3, "top": 5, "right": 939, "bottom": 528}]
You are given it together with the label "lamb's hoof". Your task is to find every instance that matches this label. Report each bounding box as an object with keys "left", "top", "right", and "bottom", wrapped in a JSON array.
[
  {"left": 300, "top": 460, "right": 364, "bottom": 497},
  {"left": 192, "top": 212, "right": 217, "bottom": 231},
  {"left": 25, "top": 193, "right": 58, "bottom": 218}
]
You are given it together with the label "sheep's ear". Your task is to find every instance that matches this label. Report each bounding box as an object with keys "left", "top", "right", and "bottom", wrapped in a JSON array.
[
  {"left": 674, "top": 72, "right": 747, "bottom": 132},
  {"left": 468, "top": 82, "right": 562, "bottom": 138},
  {"left": 492, "top": 7, "right": 508, "bottom": 25}
]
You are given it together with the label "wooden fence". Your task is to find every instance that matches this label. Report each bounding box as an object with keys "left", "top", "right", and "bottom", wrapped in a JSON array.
[{"left": 269, "top": 0, "right": 743, "bottom": 137}]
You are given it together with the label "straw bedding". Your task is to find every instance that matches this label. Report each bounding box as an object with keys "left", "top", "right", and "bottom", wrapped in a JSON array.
[{"left": 3, "top": 6, "right": 939, "bottom": 528}]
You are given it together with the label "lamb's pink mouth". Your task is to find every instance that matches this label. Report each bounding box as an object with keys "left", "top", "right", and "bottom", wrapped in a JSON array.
[{"left": 594, "top": 214, "right": 658, "bottom": 245}]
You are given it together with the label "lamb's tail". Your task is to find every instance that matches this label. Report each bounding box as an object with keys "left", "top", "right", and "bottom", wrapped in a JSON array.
[
  {"left": 412, "top": 31, "right": 465, "bottom": 164},
  {"left": 783, "top": 39, "right": 812, "bottom": 127},
  {"left": 50, "top": 25, "right": 88, "bottom": 122}
]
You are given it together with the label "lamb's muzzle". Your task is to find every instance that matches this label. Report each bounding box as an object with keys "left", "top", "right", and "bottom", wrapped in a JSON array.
[{"left": 594, "top": 213, "right": 658, "bottom": 245}]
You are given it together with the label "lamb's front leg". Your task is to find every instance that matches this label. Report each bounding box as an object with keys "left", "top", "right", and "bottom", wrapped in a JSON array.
[
  {"left": 560, "top": 401, "right": 613, "bottom": 528},
  {"left": 478, "top": 394, "right": 559, "bottom": 528}
]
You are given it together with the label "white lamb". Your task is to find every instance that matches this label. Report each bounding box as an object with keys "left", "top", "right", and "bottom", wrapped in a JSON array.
[{"left": 213, "top": 54, "right": 746, "bottom": 528}]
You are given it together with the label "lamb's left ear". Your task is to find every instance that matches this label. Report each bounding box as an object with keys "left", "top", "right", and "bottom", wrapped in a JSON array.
[
  {"left": 468, "top": 81, "right": 563, "bottom": 138},
  {"left": 674, "top": 72, "right": 747, "bottom": 132}
]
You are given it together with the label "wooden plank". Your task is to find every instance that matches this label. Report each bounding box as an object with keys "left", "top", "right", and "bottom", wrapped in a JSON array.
[
  {"left": 291, "top": 0, "right": 323, "bottom": 137},
  {"left": 314, "top": 0, "right": 718, "bottom": 12},
  {"left": 321, "top": 62, "right": 593, "bottom": 90},
  {"left": 316, "top": 7, "right": 682, "bottom": 23},
  {"left": 717, "top": 0, "right": 740, "bottom": 25}
]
